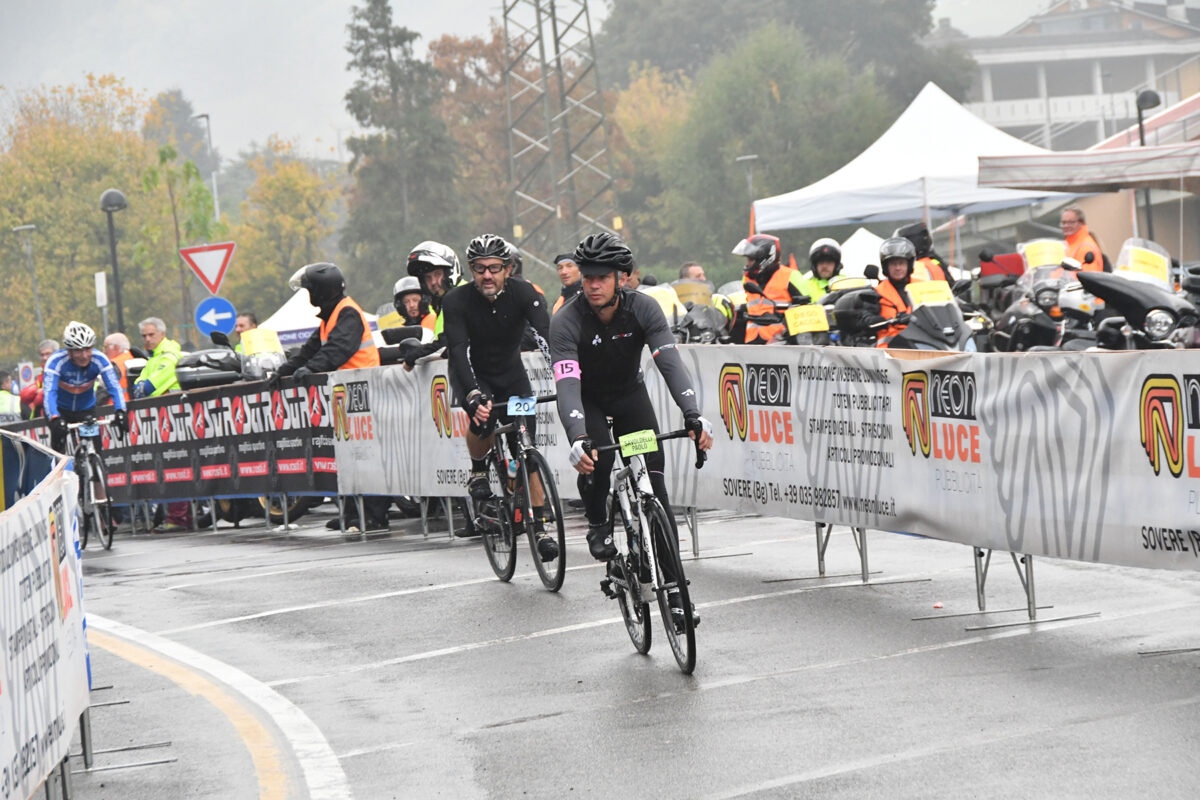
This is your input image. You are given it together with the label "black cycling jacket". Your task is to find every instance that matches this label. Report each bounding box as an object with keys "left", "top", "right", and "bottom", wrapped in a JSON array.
[
  {"left": 442, "top": 277, "right": 550, "bottom": 409},
  {"left": 550, "top": 288, "right": 699, "bottom": 443}
]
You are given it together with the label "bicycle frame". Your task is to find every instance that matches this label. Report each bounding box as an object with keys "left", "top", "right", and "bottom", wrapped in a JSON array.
[{"left": 609, "top": 450, "right": 660, "bottom": 594}]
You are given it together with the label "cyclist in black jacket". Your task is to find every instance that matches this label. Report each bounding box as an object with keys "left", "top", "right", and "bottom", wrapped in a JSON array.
[
  {"left": 550, "top": 232, "right": 713, "bottom": 565},
  {"left": 442, "top": 234, "right": 557, "bottom": 562}
]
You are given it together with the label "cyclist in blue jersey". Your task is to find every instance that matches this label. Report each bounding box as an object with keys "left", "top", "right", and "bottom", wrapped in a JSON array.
[{"left": 45, "top": 321, "right": 128, "bottom": 454}]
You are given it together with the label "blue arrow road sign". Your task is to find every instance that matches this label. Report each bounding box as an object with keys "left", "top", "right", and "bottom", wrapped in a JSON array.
[{"left": 195, "top": 296, "right": 237, "bottom": 337}]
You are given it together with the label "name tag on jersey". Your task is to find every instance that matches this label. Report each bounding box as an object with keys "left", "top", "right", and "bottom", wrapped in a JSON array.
[
  {"left": 618, "top": 429, "right": 658, "bottom": 458},
  {"left": 507, "top": 396, "right": 537, "bottom": 416}
]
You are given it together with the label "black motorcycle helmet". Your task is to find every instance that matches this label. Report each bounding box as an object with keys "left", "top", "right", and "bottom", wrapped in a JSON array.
[
  {"left": 732, "top": 234, "right": 782, "bottom": 283},
  {"left": 878, "top": 237, "right": 916, "bottom": 281},
  {"left": 289, "top": 262, "right": 345, "bottom": 307},
  {"left": 894, "top": 222, "right": 933, "bottom": 260},
  {"left": 573, "top": 232, "right": 635, "bottom": 276}
]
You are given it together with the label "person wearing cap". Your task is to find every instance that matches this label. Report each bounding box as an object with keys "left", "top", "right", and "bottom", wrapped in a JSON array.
[{"left": 551, "top": 253, "right": 582, "bottom": 314}]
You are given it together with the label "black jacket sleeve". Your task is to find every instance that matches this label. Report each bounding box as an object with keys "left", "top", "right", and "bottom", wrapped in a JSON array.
[
  {"left": 549, "top": 305, "right": 586, "bottom": 442},
  {"left": 442, "top": 288, "right": 480, "bottom": 404},
  {"left": 298, "top": 306, "right": 367, "bottom": 373},
  {"left": 523, "top": 281, "right": 552, "bottom": 364},
  {"left": 283, "top": 329, "right": 323, "bottom": 374}
]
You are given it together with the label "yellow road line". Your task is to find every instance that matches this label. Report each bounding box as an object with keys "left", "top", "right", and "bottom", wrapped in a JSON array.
[{"left": 88, "top": 629, "right": 291, "bottom": 800}]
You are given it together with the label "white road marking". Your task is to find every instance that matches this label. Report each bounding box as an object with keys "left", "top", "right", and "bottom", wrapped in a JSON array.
[
  {"left": 335, "top": 741, "right": 418, "bottom": 760},
  {"left": 266, "top": 572, "right": 936, "bottom": 687},
  {"left": 89, "top": 614, "right": 351, "bottom": 800},
  {"left": 159, "top": 563, "right": 606, "bottom": 635}
]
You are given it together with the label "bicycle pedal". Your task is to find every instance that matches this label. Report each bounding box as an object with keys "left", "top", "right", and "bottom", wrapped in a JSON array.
[{"left": 599, "top": 578, "right": 618, "bottom": 599}]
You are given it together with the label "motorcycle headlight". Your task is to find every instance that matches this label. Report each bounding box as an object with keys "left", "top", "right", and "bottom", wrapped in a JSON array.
[
  {"left": 1035, "top": 289, "right": 1058, "bottom": 309},
  {"left": 1144, "top": 309, "right": 1176, "bottom": 341}
]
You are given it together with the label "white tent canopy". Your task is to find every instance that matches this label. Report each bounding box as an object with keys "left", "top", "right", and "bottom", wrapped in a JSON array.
[
  {"left": 978, "top": 142, "right": 1200, "bottom": 195},
  {"left": 837, "top": 228, "right": 884, "bottom": 278},
  {"left": 753, "top": 83, "right": 1067, "bottom": 231},
  {"left": 262, "top": 290, "right": 380, "bottom": 347}
]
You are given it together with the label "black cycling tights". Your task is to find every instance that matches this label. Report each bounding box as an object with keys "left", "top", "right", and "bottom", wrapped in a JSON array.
[{"left": 578, "top": 388, "right": 682, "bottom": 581}]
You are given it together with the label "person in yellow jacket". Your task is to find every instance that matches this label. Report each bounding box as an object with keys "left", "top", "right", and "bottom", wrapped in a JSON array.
[
  {"left": 272, "top": 262, "right": 380, "bottom": 384},
  {"left": 796, "top": 237, "right": 844, "bottom": 303},
  {"left": 132, "top": 317, "right": 182, "bottom": 398},
  {"left": 731, "top": 233, "right": 808, "bottom": 343}
]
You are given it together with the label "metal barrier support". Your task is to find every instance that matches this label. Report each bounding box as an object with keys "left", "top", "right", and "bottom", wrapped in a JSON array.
[
  {"left": 78, "top": 709, "right": 94, "bottom": 769},
  {"left": 355, "top": 495, "right": 366, "bottom": 541},
  {"left": 686, "top": 507, "right": 699, "bottom": 556},
  {"left": 209, "top": 497, "right": 218, "bottom": 533},
  {"left": 850, "top": 526, "right": 869, "bottom": 584}
]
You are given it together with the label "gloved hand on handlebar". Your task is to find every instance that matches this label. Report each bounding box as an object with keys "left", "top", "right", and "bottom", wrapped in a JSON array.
[
  {"left": 292, "top": 365, "right": 313, "bottom": 383},
  {"left": 267, "top": 363, "right": 295, "bottom": 390},
  {"left": 684, "top": 411, "right": 714, "bottom": 452},
  {"left": 569, "top": 437, "right": 596, "bottom": 474},
  {"left": 112, "top": 409, "right": 128, "bottom": 437},
  {"left": 398, "top": 338, "right": 426, "bottom": 367},
  {"left": 48, "top": 416, "right": 67, "bottom": 438}
]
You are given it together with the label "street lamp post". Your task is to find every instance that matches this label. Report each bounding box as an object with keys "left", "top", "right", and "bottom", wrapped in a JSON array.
[
  {"left": 735, "top": 154, "right": 760, "bottom": 207},
  {"left": 100, "top": 188, "right": 128, "bottom": 333},
  {"left": 1136, "top": 88, "right": 1162, "bottom": 241},
  {"left": 11, "top": 224, "right": 46, "bottom": 341},
  {"left": 192, "top": 113, "right": 220, "bottom": 221}
]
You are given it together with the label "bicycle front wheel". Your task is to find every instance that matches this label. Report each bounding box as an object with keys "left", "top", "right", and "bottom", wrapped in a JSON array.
[
  {"left": 611, "top": 494, "right": 650, "bottom": 654},
  {"left": 521, "top": 449, "right": 565, "bottom": 592},
  {"left": 478, "top": 457, "right": 517, "bottom": 582},
  {"left": 647, "top": 498, "right": 696, "bottom": 674},
  {"left": 88, "top": 453, "right": 114, "bottom": 550}
]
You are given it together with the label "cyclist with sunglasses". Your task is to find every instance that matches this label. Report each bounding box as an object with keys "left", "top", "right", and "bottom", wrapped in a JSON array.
[{"left": 441, "top": 234, "right": 557, "bottom": 562}]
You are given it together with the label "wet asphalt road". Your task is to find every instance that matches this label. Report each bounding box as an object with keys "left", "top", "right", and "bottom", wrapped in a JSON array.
[{"left": 69, "top": 504, "right": 1200, "bottom": 799}]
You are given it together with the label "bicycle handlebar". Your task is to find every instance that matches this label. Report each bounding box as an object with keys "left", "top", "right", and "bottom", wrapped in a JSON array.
[
  {"left": 64, "top": 416, "right": 113, "bottom": 430},
  {"left": 590, "top": 428, "right": 707, "bottom": 470}
]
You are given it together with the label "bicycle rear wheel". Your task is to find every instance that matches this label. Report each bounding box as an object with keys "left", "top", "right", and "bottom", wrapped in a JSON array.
[
  {"left": 611, "top": 494, "right": 650, "bottom": 653},
  {"left": 647, "top": 498, "right": 695, "bottom": 674},
  {"left": 88, "top": 453, "right": 114, "bottom": 550},
  {"left": 521, "top": 449, "right": 565, "bottom": 592},
  {"left": 478, "top": 457, "right": 517, "bottom": 582}
]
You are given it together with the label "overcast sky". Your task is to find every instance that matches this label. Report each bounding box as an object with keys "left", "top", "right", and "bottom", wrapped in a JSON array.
[{"left": 1, "top": 0, "right": 1046, "bottom": 163}]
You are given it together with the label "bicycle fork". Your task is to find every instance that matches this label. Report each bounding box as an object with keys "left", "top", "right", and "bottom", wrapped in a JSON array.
[{"left": 606, "top": 457, "right": 660, "bottom": 603}]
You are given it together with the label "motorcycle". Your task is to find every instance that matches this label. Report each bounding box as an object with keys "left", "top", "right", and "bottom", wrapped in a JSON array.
[
  {"left": 855, "top": 266, "right": 987, "bottom": 352},
  {"left": 990, "top": 257, "right": 1098, "bottom": 352}
]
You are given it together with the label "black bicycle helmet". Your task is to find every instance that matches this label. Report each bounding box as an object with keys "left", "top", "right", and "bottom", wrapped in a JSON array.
[
  {"left": 289, "top": 262, "right": 345, "bottom": 306},
  {"left": 573, "top": 232, "right": 635, "bottom": 276},
  {"left": 466, "top": 234, "right": 513, "bottom": 266},
  {"left": 878, "top": 237, "right": 916, "bottom": 278}
]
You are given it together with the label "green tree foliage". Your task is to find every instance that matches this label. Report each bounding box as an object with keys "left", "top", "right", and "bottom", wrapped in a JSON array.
[
  {"left": 0, "top": 75, "right": 199, "bottom": 364},
  {"left": 143, "top": 89, "right": 220, "bottom": 176},
  {"left": 223, "top": 138, "right": 339, "bottom": 318},
  {"left": 141, "top": 144, "right": 223, "bottom": 346},
  {"left": 598, "top": 0, "right": 973, "bottom": 104},
  {"left": 341, "top": 0, "right": 460, "bottom": 309},
  {"left": 640, "top": 24, "right": 893, "bottom": 282}
]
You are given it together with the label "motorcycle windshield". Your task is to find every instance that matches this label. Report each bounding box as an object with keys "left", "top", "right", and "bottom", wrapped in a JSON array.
[
  {"left": 911, "top": 303, "right": 966, "bottom": 340},
  {"left": 1017, "top": 266, "right": 1074, "bottom": 293}
]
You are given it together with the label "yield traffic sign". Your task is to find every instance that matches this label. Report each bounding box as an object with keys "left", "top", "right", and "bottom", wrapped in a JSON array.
[
  {"left": 180, "top": 241, "right": 236, "bottom": 295},
  {"left": 195, "top": 296, "right": 238, "bottom": 337}
]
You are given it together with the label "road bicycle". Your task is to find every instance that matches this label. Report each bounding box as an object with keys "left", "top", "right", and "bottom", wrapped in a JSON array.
[
  {"left": 471, "top": 394, "right": 567, "bottom": 591},
  {"left": 596, "top": 427, "right": 706, "bottom": 674},
  {"left": 66, "top": 415, "right": 114, "bottom": 551}
]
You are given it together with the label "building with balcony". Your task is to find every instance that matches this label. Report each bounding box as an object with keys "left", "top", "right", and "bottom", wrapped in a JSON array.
[{"left": 959, "top": 0, "right": 1200, "bottom": 150}]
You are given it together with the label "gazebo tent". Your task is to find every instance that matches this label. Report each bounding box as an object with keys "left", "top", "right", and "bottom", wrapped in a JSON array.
[
  {"left": 978, "top": 142, "right": 1200, "bottom": 194},
  {"left": 752, "top": 83, "right": 1068, "bottom": 232}
]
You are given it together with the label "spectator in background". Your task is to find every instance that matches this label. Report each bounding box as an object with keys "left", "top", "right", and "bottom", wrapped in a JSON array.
[
  {"left": 1061, "top": 205, "right": 1105, "bottom": 272},
  {"left": 133, "top": 318, "right": 182, "bottom": 399},
  {"left": 552, "top": 253, "right": 582, "bottom": 314},
  {"left": 0, "top": 370, "right": 20, "bottom": 424},
  {"left": 234, "top": 312, "right": 258, "bottom": 353},
  {"left": 104, "top": 333, "right": 133, "bottom": 393},
  {"left": 678, "top": 262, "right": 707, "bottom": 282},
  {"left": 623, "top": 265, "right": 643, "bottom": 289},
  {"left": 19, "top": 338, "right": 59, "bottom": 418}
]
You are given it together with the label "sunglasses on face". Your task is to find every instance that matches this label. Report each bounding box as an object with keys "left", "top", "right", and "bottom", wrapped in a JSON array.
[{"left": 471, "top": 263, "right": 506, "bottom": 275}]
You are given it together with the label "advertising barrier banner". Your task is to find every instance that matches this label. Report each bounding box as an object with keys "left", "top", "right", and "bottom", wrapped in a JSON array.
[
  {"left": 2, "top": 381, "right": 337, "bottom": 502},
  {"left": 0, "top": 446, "right": 88, "bottom": 800}
]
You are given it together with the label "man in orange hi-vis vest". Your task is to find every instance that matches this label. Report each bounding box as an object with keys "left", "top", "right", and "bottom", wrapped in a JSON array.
[{"left": 273, "top": 262, "right": 380, "bottom": 381}]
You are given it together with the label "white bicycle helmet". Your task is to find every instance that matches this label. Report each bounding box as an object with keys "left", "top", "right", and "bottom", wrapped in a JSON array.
[{"left": 62, "top": 320, "right": 96, "bottom": 350}]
